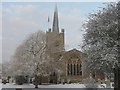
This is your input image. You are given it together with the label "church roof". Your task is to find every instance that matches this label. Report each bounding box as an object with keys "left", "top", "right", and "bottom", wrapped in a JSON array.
[
  {"left": 66, "top": 49, "right": 83, "bottom": 54},
  {"left": 52, "top": 5, "right": 59, "bottom": 32},
  {"left": 64, "top": 49, "right": 87, "bottom": 58},
  {"left": 62, "top": 49, "right": 85, "bottom": 61}
]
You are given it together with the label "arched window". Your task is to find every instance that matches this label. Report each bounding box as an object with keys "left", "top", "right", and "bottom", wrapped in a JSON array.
[
  {"left": 77, "top": 64, "right": 79, "bottom": 75},
  {"left": 80, "top": 64, "right": 82, "bottom": 75},
  {"left": 67, "top": 64, "right": 70, "bottom": 76},
  {"left": 71, "top": 64, "right": 72, "bottom": 75},
  {"left": 74, "top": 64, "right": 76, "bottom": 75}
]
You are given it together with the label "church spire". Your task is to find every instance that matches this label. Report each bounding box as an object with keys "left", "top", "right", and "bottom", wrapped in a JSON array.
[{"left": 52, "top": 4, "right": 59, "bottom": 32}]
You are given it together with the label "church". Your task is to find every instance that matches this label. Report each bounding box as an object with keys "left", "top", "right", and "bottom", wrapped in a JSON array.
[{"left": 45, "top": 6, "right": 89, "bottom": 83}]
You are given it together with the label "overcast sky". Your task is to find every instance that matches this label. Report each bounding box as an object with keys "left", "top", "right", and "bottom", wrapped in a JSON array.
[{"left": 1, "top": 2, "right": 108, "bottom": 63}]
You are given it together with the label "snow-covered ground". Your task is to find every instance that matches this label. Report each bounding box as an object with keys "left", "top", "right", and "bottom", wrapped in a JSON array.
[
  {"left": 1, "top": 83, "right": 85, "bottom": 89},
  {"left": 0, "top": 79, "right": 1, "bottom": 90},
  {"left": 0, "top": 83, "right": 114, "bottom": 89}
]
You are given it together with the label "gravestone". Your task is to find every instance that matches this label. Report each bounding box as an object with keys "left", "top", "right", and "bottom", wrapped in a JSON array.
[{"left": 106, "top": 79, "right": 111, "bottom": 88}]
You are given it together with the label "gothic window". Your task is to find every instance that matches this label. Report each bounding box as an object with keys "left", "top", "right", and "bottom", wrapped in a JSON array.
[
  {"left": 74, "top": 64, "right": 76, "bottom": 75},
  {"left": 77, "top": 64, "right": 79, "bottom": 75},
  {"left": 71, "top": 64, "right": 72, "bottom": 75},
  {"left": 67, "top": 64, "right": 69, "bottom": 76},
  {"left": 80, "top": 64, "right": 82, "bottom": 75}
]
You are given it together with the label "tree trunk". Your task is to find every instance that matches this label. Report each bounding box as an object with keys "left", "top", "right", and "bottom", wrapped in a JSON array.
[{"left": 114, "top": 67, "right": 120, "bottom": 90}]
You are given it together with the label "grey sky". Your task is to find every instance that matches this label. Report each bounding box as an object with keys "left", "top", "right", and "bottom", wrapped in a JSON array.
[{"left": 1, "top": 2, "right": 108, "bottom": 63}]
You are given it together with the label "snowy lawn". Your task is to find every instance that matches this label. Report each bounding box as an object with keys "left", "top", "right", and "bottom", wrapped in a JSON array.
[
  {"left": 1, "top": 83, "right": 114, "bottom": 89},
  {"left": 1, "top": 83, "right": 85, "bottom": 88}
]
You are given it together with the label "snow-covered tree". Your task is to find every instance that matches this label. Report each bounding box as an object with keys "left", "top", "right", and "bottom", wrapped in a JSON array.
[
  {"left": 82, "top": 2, "right": 119, "bottom": 75},
  {"left": 11, "top": 31, "right": 47, "bottom": 76},
  {"left": 2, "top": 61, "right": 14, "bottom": 82},
  {"left": 2, "top": 62, "right": 11, "bottom": 77}
]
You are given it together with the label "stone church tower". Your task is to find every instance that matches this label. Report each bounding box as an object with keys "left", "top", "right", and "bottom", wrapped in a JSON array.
[
  {"left": 45, "top": 5, "right": 89, "bottom": 83},
  {"left": 46, "top": 5, "right": 65, "bottom": 60}
]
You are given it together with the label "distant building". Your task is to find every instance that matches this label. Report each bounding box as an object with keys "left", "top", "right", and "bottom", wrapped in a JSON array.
[{"left": 46, "top": 5, "right": 89, "bottom": 83}]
